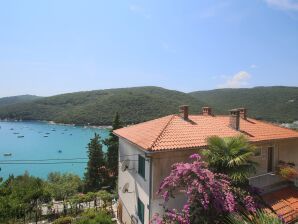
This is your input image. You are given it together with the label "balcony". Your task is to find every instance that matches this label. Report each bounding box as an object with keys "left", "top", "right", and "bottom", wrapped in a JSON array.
[{"left": 249, "top": 172, "right": 285, "bottom": 190}]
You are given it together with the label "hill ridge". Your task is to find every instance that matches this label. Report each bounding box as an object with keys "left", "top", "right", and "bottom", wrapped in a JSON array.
[{"left": 0, "top": 86, "right": 297, "bottom": 124}]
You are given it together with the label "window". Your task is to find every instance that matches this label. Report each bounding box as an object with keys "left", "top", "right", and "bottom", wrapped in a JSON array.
[
  {"left": 137, "top": 197, "right": 145, "bottom": 224},
  {"left": 267, "top": 147, "right": 274, "bottom": 173},
  {"left": 138, "top": 155, "right": 145, "bottom": 178},
  {"left": 254, "top": 148, "right": 261, "bottom": 157}
]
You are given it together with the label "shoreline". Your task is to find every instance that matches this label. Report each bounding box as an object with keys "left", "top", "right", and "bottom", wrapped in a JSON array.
[{"left": 0, "top": 119, "right": 112, "bottom": 129}]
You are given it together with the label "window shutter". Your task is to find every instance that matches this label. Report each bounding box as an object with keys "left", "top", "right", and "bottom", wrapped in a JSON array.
[
  {"left": 137, "top": 197, "right": 145, "bottom": 224},
  {"left": 138, "top": 155, "right": 145, "bottom": 178}
]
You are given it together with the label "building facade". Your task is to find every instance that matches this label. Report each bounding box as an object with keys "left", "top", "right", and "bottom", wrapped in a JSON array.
[{"left": 114, "top": 106, "right": 298, "bottom": 224}]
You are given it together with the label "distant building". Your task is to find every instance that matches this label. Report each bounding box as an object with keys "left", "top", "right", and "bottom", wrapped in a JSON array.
[{"left": 114, "top": 106, "right": 298, "bottom": 224}]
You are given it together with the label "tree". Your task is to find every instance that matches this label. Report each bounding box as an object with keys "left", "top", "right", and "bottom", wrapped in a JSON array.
[
  {"left": 46, "top": 172, "right": 82, "bottom": 215},
  {"left": 103, "top": 112, "right": 122, "bottom": 189},
  {"left": 153, "top": 154, "right": 258, "bottom": 224},
  {"left": 0, "top": 172, "right": 50, "bottom": 224},
  {"left": 203, "top": 135, "right": 257, "bottom": 186},
  {"left": 84, "top": 133, "right": 108, "bottom": 192}
]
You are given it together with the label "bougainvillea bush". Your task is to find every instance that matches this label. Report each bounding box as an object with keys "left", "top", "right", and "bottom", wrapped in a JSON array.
[{"left": 152, "top": 154, "right": 258, "bottom": 224}]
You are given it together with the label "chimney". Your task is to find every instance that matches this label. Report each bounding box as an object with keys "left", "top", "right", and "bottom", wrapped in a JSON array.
[
  {"left": 229, "top": 109, "right": 240, "bottom": 130},
  {"left": 202, "top": 107, "right": 212, "bottom": 116},
  {"left": 179, "top": 105, "right": 189, "bottom": 120},
  {"left": 239, "top": 108, "right": 247, "bottom": 120}
]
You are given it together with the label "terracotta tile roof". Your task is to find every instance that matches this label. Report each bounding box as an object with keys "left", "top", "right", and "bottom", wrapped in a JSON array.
[
  {"left": 113, "top": 114, "right": 298, "bottom": 151},
  {"left": 263, "top": 187, "right": 298, "bottom": 223}
]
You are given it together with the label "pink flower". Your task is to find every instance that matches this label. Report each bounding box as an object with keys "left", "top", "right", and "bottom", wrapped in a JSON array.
[
  {"left": 153, "top": 152, "right": 257, "bottom": 223},
  {"left": 189, "top": 154, "right": 201, "bottom": 160}
]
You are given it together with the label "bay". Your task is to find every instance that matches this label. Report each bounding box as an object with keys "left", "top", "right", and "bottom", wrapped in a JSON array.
[{"left": 0, "top": 121, "right": 109, "bottom": 180}]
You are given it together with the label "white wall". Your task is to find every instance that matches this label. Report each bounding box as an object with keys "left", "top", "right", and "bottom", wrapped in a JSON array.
[
  {"left": 150, "top": 149, "right": 199, "bottom": 219},
  {"left": 118, "top": 138, "right": 151, "bottom": 224}
]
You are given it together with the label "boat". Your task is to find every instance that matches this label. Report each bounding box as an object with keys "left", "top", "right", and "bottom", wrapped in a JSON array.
[
  {"left": 17, "top": 136, "right": 24, "bottom": 138},
  {"left": 43, "top": 135, "right": 48, "bottom": 137},
  {"left": 3, "top": 153, "right": 12, "bottom": 156},
  {"left": 13, "top": 132, "right": 20, "bottom": 134},
  {"left": 51, "top": 129, "right": 56, "bottom": 131},
  {"left": 58, "top": 150, "right": 62, "bottom": 153},
  {"left": 45, "top": 132, "right": 50, "bottom": 135}
]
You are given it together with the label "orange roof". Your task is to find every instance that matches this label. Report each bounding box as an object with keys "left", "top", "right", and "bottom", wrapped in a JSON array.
[
  {"left": 113, "top": 114, "right": 298, "bottom": 151},
  {"left": 263, "top": 187, "right": 298, "bottom": 223}
]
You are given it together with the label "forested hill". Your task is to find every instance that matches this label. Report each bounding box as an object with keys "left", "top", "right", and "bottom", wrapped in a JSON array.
[
  {"left": 0, "top": 87, "right": 206, "bottom": 125},
  {"left": 189, "top": 86, "right": 298, "bottom": 123},
  {"left": 0, "top": 95, "right": 41, "bottom": 108},
  {"left": 0, "top": 86, "right": 297, "bottom": 125}
]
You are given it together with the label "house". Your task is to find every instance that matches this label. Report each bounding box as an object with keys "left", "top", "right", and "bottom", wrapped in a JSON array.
[{"left": 113, "top": 106, "right": 298, "bottom": 224}]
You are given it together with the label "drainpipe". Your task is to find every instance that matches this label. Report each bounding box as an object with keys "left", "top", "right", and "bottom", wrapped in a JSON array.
[{"left": 148, "top": 155, "right": 152, "bottom": 223}]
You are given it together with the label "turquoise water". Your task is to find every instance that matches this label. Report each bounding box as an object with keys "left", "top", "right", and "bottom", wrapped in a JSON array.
[{"left": 0, "top": 121, "right": 109, "bottom": 180}]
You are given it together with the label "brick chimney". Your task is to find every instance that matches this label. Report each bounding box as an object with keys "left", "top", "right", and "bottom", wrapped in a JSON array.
[
  {"left": 202, "top": 107, "right": 212, "bottom": 116},
  {"left": 229, "top": 109, "right": 240, "bottom": 130},
  {"left": 179, "top": 105, "right": 189, "bottom": 120},
  {"left": 239, "top": 108, "right": 247, "bottom": 120}
]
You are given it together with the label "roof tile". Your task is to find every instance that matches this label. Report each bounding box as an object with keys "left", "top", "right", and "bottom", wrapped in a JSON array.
[{"left": 113, "top": 114, "right": 298, "bottom": 151}]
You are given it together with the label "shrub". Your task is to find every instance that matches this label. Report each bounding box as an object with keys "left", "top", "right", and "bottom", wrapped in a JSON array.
[
  {"left": 278, "top": 166, "right": 298, "bottom": 180},
  {"left": 153, "top": 154, "right": 258, "bottom": 224},
  {"left": 75, "top": 209, "right": 114, "bottom": 224},
  {"left": 53, "top": 216, "right": 73, "bottom": 224},
  {"left": 224, "top": 209, "right": 284, "bottom": 224}
]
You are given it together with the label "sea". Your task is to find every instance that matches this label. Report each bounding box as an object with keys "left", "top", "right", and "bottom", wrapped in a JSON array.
[{"left": 0, "top": 121, "right": 109, "bottom": 180}]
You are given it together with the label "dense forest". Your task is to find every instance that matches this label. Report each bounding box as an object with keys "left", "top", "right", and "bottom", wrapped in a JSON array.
[
  {"left": 190, "top": 86, "right": 298, "bottom": 123},
  {"left": 0, "top": 86, "right": 297, "bottom": 125},
  {"left": 0, "top": 95, "right": 40, "bottom": 108}
]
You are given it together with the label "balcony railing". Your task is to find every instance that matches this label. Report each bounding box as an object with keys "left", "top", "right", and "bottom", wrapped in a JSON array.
[{"left": 249, "top": 172, "right": 284, "bottom": 189}]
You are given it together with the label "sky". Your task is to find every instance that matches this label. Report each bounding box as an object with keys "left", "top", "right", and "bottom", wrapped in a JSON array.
[{"left": 0, "top": 0, "right": 298, "bottom": 97}]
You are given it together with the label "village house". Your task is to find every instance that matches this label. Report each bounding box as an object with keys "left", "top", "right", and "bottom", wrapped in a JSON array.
[{"left": 113, "top": 106, "right": 298, "bottom": 224}]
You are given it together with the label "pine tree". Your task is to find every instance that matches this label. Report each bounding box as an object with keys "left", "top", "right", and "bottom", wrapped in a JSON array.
[
  {"left": 104, "top": 112, "right": 122, "bottom": 188},
  {"left": 84, "top": 133, "right": 108, "bottom": 192}
]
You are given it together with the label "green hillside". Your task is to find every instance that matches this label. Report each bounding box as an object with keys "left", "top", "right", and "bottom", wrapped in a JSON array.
[
  {"left": 189, "top": 86, "right": 298, "bottom": 123},
  {"left": 0, "top": 86, "right": 297, "bottom": 125},
  {"left": 0, "top": 95, "right": 41, "bottom": 108},
  {"left": 0, "top": 87, "right": 206, "bottom": 125}
]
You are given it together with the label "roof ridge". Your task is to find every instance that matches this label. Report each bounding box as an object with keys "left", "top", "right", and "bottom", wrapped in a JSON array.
[
  {"left": 149, "top": 114, "right": 176, "bottom": 150},
  {"left": 253, "top": 118, "right": 298, "bottom": 133}
]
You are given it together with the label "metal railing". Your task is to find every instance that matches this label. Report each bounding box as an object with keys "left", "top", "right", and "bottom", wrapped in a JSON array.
[{"left": 249, "top": 172, "right": 283, "bottom": 189}]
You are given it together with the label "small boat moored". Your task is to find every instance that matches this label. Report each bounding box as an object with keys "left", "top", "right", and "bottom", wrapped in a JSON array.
[{"left": 3, "top": 153, "right": 12, "bottom": 156}]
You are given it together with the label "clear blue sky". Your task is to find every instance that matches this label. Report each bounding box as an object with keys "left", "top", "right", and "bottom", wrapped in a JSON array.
[{"left": 0, "top": 0, "right": 298, "bottom": 97}]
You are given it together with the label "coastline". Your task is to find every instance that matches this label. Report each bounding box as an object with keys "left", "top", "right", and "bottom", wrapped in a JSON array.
[{"left": 0, "top": 118, "right": 112, "bottom": 130}]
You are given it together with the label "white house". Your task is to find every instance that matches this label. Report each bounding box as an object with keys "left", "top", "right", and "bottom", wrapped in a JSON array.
[{"left": 113, "top": 106, "right": 298, "bottom": 224}]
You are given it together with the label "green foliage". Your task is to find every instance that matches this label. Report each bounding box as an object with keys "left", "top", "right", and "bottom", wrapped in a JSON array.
[
  {"left": 1, "top": 86, "right": 297, "bottom": 124},
  {"left": 0, "top": 95, "right": 40, "bottom": 108},
  {"left": 53, "top": 216, "right": 73, "bottom": 224},
  {"left": 103, "top": 112, "right": 122, "bottom": 188},
  {"left": 224, "top": 209, "right": 284, "bottom": 224},
  {"left": 84, "top": 134, "right": 109, "bottom": 192},
  {"left": 75, "top": 209, "right": 115, "bottom": 224},
  {"left": 46, "top": 172, "right": 82, "bottom": 200},
  {"left": 190, "top": 86, "right": 298, "bottom": 123},
  {"left": 0, "top": 172, "right": 51, "bottom": 223},
  {"left": 1, "top": 86, "right": 298, "bottom": 124},
  {"left": 204, "top": 135, "right": 257, "bottom": 185},
  {"left": 0, "top": 86, "right": 205, "bottom": 125},
  {"left": 278, "top": 166, "right": 298, "bottom": 180}
]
